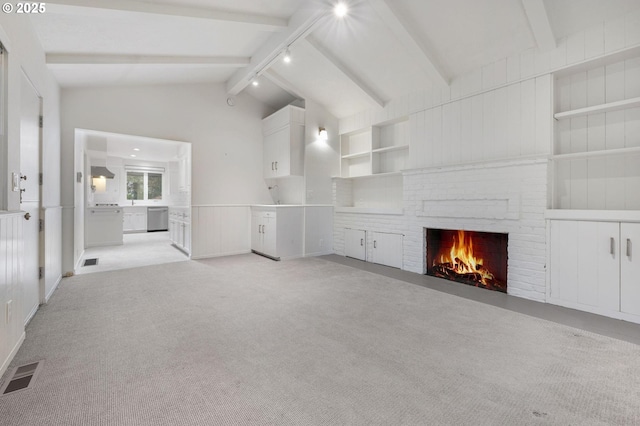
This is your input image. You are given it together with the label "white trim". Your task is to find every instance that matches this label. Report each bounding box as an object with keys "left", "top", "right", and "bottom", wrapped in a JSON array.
[
  {"left": 44, "top": 275, "right": 62, "bottom": 303},
  {"left": 335, "top": 207, "right": 404, "bottom": 216},
  {"left": 190, "top": 249, "right": 250, "bottom": 260},
  {"left": 545, "top": 210, "right": 640, "bottom": 222},
  {"left": 548, "top": 297, "right": 640, "bottom": 325},
  {"left": 0, "top": 332, "right": 25, "bottom": 381}
]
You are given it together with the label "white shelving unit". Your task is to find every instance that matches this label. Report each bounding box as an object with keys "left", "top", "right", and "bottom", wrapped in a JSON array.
[{"left": 551, "top": 48, "right": 640, "bottom": 211}]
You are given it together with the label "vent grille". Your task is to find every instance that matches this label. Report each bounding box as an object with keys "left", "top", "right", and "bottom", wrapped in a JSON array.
[
  {"left": 83, "top": 258, "right": 98, "bottom": 266},
  {"left": 1, "top": 361, "right": 43, "bottom": 395}
]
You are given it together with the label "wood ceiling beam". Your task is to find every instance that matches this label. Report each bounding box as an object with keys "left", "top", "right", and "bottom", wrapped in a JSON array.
[
  {"left": 44, "top": 0, "right": 287, "bottom": 31},
  {"left": 46, "top": 54, "right": 250, "bottom": 66},
  {"left": 304, "top": 36, "right": 386, "bottom": 108},
  {"left": 367, "top": 0, "right": 449, "bottom": 88},
  {"left": 521, "top": 0, "right": 556, "bottom": 52},
  {"left": 226, "top": 0, "right": 326, "bottom": 96}
]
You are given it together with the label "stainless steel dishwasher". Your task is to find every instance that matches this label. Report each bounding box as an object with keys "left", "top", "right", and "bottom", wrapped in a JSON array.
[{"left": 147, "top": 206, "right": 169, "bottom": 231}]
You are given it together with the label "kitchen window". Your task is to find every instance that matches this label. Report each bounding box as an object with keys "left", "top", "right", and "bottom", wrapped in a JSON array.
[{"left": 126, "top": 171, "right": 163, "bottom": 201}]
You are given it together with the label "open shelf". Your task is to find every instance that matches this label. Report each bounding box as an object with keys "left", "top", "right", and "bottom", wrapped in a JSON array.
[
  {"left": 551, "top": 146, "right": 640, "bottom": 161},
  {"left": 554, "top": 97, "right": 640, "bottom": 120},
  {"left": 372, "top": 145, "right": 409, "bottom": 154},
  {"left": 341, "top": 151, "right": 370, "bottom": 160}
]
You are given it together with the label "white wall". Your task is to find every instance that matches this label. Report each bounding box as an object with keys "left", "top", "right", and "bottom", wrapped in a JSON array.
[
  {"left": 0, "top": 17, "right": 61, "bottom": 377},
  {"left": 60, "top": 83, "right": 275, "bottom": 271}
]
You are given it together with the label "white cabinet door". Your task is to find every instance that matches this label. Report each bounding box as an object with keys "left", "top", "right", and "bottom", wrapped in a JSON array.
[
  {"left": 264, "top": 128, "right": 287, "bottom": 178},
  {"left": 345, "top": 229, "right": 366, "bottom": 261},
  {"left": 371, "top": 232, "right": 403, "bottom": 269},
  {"left": 261, "top": 213, "right": 277, "bottom": 257},
  {"left": 550, "top": 220, "right": 620, "bottom": 312},
  {"left": 251, "top": 212, "right": 262, "bottom": 252},
  {"left": 621, "top": 223, "right": 640, "bottom": 316},
  {"left": 123, "top": 212, "right": 135, "bottom": 232}
]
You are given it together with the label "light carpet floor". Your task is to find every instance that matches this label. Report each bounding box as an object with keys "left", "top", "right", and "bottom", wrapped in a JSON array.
[{"left": 1, "top": 254, "right": 639, "bottom": 425}]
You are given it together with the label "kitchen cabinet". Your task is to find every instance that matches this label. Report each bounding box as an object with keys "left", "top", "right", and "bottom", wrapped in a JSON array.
[
  {"left": 85, "top": 207, "right": 123, "bottom": 247},
  {"left": 344, "top": 228, "right": 366, "bottom": 261},
  {"left": 169, "top": 207, "right": 190, "bottom": 255},
  {"left": 370, "top": 231, "right": 403, "bottom": 268},
  {"left": 251, "top": 206, "right": 303, "bottom": 260},
  {"left": 262, "top": 105, "right": 304, "bottom": 178},
  {"left": 123, "top": 206, "right": 147, "bottom": 233},
  {"left": 549, "top": 219, "right": 640, "bottom": 321}
]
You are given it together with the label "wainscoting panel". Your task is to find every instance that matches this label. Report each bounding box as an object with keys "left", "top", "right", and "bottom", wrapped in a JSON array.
[
  {"left": 44, "top": 207, "right": 62, "bottom": 302},
  {"left": 191, "top": 205, "right": 251, "bottom": 259}
]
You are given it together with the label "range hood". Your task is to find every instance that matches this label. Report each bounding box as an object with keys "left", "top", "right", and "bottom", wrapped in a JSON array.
[{"left": 91, "top": 166, "right": 115, "bottom": 179}]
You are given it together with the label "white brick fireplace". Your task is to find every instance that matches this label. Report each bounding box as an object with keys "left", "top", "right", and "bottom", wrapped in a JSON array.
[{"left": 334, "top": 158, "right": 548, "bottom": 302}]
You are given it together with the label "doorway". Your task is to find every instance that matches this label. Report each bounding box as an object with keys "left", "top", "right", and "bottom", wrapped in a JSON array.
[{"left": 73, "top": 129, "right": 192, "bottom": 275}]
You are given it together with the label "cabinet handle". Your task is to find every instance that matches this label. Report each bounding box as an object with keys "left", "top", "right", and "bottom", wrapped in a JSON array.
[
  {"left": 373, "top": 240, "right": 377, "bottom": 249},
  {"left": 627, "top": 238, "right": 631, "bottom": 258},
  {"left": 610, "top": 237, "right": 615, "bottom": 255},
  {"left": 271, "top": 162, "right": 274, "bottom": 171},
  {"left": 360, "top": 238, "right": 363, "bottom": 246},
  {"left": 275, "top": 161, "right": 278, "bottom": 170},
  {"left": 259, "top": 224, "right": 263, "bottom": 234}
]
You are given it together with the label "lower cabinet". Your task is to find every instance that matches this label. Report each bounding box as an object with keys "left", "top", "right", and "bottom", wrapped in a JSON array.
[
  {"left": 345, "top": 228, "right": 366, "bottom": 260},
  {"left": 123, "top": 207, "right": 147, "bottom": 233},
  {"left": 549, "top": 220, "right": 640, "bottom": 320},
  {"left": 370, "top": 231, "right": 403, "bottom": 269},
  {"left": 251, "top": 206, "right": 303, "bottom": 260},
  {"left": 169, "top": 207, "right": 190, "bottom": 255}
]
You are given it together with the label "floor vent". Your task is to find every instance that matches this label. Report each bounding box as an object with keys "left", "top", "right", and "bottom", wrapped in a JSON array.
[
  {"left": 83, "top": 258, "right": 98, "bottom": 266},
  {"left": 1, "top": 361, "right": 43, "bottom": 395}
]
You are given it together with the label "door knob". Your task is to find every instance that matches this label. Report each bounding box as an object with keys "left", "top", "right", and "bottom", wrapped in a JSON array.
[{"left": 24, "top": 212, "right": 31, "bottom": 220}]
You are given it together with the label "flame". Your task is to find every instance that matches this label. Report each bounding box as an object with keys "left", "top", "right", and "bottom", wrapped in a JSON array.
[{"left": 436, "top": 230, "right": 495, "bottom": 284}]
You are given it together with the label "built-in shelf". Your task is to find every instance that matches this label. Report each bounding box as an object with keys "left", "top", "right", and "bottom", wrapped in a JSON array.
[
  {"left": 551, "top": 146, "right": 640, "bottom": 161},
  {"left": 341, "top": 151, "right": 370, "bottom": 160},
  {"left": 554, "top": 97, "right": 640, "bottom": 120},
  {"left": 372, "top": 145, "right": 409, "bottom": 154}
]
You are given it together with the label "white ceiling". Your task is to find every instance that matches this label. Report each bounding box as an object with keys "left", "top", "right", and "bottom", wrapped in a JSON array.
[
  {"left": 82, "top": 129, "right": 186, "bottom": 162},
  {"left": 30, "top": 0, "right": 640, "bottom": 119}
]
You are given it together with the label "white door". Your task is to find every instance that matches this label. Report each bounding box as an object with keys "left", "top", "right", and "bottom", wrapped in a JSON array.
[
  {"left": 621, "top": 223, "right": 640, "bottom": 316},
  {"left": 371, "top": 232, "right": 403, "bottom": 269},
  {"left": 19, "top": 73, "right": 42, "bottom": 325},
  {"left": 345, "top": 228, "right": 366, "bottom": 261}
]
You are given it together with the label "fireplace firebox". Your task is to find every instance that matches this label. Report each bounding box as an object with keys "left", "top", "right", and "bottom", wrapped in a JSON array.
[{"left": 426, "top": 229, "right": 508, "bottom": 293}]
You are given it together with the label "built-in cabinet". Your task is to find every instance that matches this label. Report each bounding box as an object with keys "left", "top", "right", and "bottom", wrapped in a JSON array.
[
  {"left": 123, "top": 206, "right": 147, "bottom": 233},
  {"left": 370, "top": 231, "right": 403, "bottom": 269},
  {"left": 169, "top": 207, "right": 190, "bottom": 255},
  {"left": 251, "top": 206, "right": 304, "bottom": 260},
  {"left": 549, "top": 218, "right": 640, "bottom": 322},
  {"left": 262, "top": 105, "right": 305, "bottom": 179},
  {"left": 552, "top": 48, "right": 640, "bottom": 210},
  {"left": 344, "top": 228, "right": 366, "bottom": 260},
  {"left": 344, "top": 228, "right": 403, "bottom": 268}
]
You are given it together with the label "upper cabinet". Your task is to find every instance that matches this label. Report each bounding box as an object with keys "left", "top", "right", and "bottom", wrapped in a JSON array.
[
  {"left": 339, "top": 118, "right": 409, "bottom": 178},
  {"left": 551, "top": 48, "right": 640, "bottom": 210},
  {"left": 262, "top": 105, "right": 305, "bottom": 179}
]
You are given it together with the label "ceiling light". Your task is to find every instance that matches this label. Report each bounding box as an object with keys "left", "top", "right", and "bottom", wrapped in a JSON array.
[
  {"left": 252, "top": 79, "right": 259, "bottom": 87},
  {"left": 133, "top": 148, "right": 140, "bottom": 151},
  {"left": 334, "top": 2, "right": 348, "bottom": 18},
  {"left": 283, "top": 48, "right": 291, "bottom": 64},
  {"left": 130, "top": 154, "right": 136, "bottom": 158}
]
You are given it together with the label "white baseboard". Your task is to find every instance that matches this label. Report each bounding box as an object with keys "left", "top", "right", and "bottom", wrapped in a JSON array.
[
  {"left": 304, "top": 250, "right": 334, "bottom": 257},
  {"left": 190, "top": 249, "right": 251, "bottom": 260},
  {"left": 45, "top": 275, "right": 62, "bottom": 303},
  {"left": 0, "top": 332, "right": 25, "bottom": 380}
]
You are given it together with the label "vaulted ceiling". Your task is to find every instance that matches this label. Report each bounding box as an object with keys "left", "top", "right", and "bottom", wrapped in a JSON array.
[{"left": 30, "top": 0, "right": 640, "bottom": 119}]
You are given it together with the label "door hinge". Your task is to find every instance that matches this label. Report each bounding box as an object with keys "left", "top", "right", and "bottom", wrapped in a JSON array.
[
  {"left": 39, "top": 115, "right": 43, "bottom": 128},
  {"left": 39, "top": 172, "right": 43, "bottom": 186},
  {"left": 39, "top": 218, "right": 44, "bottom": 232},
  {"left": 39, "top": 267, "right": 44, "bottom": 280}
]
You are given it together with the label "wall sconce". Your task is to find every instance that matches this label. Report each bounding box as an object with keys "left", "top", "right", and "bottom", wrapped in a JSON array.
[{"left": 318, "top": 127, "right": 328, "bottom": 141}]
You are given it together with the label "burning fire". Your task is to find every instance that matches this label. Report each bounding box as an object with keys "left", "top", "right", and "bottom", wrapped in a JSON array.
[{"left": 433, "top": 230, "right": 499, "bottom": 288}]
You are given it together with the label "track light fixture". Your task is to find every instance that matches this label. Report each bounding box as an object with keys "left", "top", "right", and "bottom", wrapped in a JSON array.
[{"left": 283, "top": 47, "right": 291, "bottom": 64}]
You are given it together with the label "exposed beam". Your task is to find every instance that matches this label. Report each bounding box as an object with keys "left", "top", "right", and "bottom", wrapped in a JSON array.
[
  {"left": 263, "top": 69, "right": 307, "bottom": 101},
  {"left": 521, "top": 0, "right": 556, "bottom": 52},
  {"left": 368, "top": 0, "right": 449, "bottom": 88},
  {"left": 44, "top": 0, "right": 287, "bottom": 32},
  {"left": 46, "top": 54, "right": 250, "bottom": 67},
  {"left": 304, "top": 36, "right": 386, "bottom": 108},
  {"left": 226, "top": 0, "right": 327, "bottom": 95}
]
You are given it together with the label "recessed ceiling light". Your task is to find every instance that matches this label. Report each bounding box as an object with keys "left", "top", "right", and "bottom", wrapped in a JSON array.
[
  {"left": 283, "top": 48, "right": 291, "bottom": 64},
  {"left": 334, "top": 2, "right": 348, "bottom": 18},
  {"left": 133, "top": 148, "right": 140, "bottom": 151},
  {"left": 130, "top": 154, "right": 136, "bottom": 158},
  {"left": 252, "top": 79, "right": 259, "bottom": 87}
]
